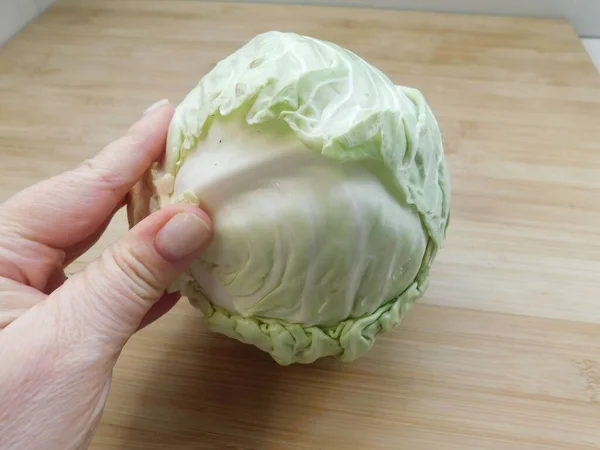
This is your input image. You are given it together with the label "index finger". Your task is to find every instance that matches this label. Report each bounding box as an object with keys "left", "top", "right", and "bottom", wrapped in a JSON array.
[{"left": 0, "top": 102, "right": 175, "bottom": 250}]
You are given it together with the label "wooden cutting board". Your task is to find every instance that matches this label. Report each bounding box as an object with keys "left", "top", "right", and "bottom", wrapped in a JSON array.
[{"left": 1, "top": 1, "right": 600, "bottom": 448}]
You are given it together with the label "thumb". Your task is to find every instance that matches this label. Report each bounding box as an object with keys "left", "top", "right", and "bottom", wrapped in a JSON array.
[{"left": 54, "top": 204, "right": 212, "bottom": 346}]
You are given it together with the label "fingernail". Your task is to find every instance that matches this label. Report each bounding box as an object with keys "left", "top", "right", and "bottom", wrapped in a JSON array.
[
  {"left": 143, "top": 98, "right": 169, "bottom": 116},
  {"left": 155, "top": 213, "right": 211, "bottom": 261}
]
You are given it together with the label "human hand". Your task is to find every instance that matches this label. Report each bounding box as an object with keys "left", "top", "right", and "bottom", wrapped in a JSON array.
[{"left": 0, "top": 101, "right": 212, "bottom": 450}]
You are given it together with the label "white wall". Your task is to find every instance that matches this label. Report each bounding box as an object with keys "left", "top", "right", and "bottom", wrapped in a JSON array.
[
  {"left": 220, "top": 0, "right": 600, "bottom": 36},
  {"left": 582, "top": 39, "right": 600, "bottom": 72},
  {"left": 0, "top": 0, "right": 54, "bottom": 45},
  {"left": 0, "top": 0, "right": 599, "bottom": 47}
]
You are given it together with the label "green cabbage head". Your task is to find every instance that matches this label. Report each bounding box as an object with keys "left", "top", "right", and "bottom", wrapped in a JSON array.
[{"left": 129, "top": 31, "right": 450, "bottom": 365}]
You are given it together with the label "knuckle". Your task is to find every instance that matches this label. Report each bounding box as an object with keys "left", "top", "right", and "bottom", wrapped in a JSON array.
[
  {"left": 75, "top": 155, "right": 123, "bottom": 190},
  {"left": 106, "top": 245, "right": 164, "bottom": 303},
  {"left": 74, "top": 268, "right": 133, "bottom": 342}
]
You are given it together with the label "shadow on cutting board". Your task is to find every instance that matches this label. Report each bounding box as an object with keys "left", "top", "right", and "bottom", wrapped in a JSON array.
[{"left": 117, "top": 309, "right": 378, "bottom": 450}]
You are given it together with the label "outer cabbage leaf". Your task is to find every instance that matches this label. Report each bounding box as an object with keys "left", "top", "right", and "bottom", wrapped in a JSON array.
[{"left": 128, "top": 31, "right": 450, "bottom": 365}]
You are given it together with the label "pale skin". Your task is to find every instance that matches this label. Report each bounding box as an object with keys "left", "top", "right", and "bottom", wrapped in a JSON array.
[{"left": 0, "top": 101, "right": 213, "bottom": 450}]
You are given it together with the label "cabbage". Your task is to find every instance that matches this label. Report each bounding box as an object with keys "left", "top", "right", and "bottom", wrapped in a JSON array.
[{"left": 128, "top": 31, "right": 450, "bottom": 365}]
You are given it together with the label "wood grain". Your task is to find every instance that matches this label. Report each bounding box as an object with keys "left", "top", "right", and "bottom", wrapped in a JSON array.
[{"left": 1, "top": 1, "right": 600, "bottom": 448}]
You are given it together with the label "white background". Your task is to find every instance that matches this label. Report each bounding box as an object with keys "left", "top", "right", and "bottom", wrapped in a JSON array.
[{"left": 1, "top": 0, "right": 599, "bottom": 70}]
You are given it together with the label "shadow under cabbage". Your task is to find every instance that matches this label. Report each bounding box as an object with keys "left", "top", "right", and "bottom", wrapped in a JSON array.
[{"left": 111, "top": 305, "right": 383, "bottom": 449}]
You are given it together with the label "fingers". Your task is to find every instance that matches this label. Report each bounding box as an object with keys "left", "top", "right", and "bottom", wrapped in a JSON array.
[
  {"left": 49, "top": 204, "right": 212, "bottom": 347},
  {"left": 61, "top": 199, "right": 124, "bottom": 267},
  {"left": 0, "top": 101, "right": 174, "bottom": 252},
  {"left": 0, "top": 277, "right": 47, "bottom": 329}
]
